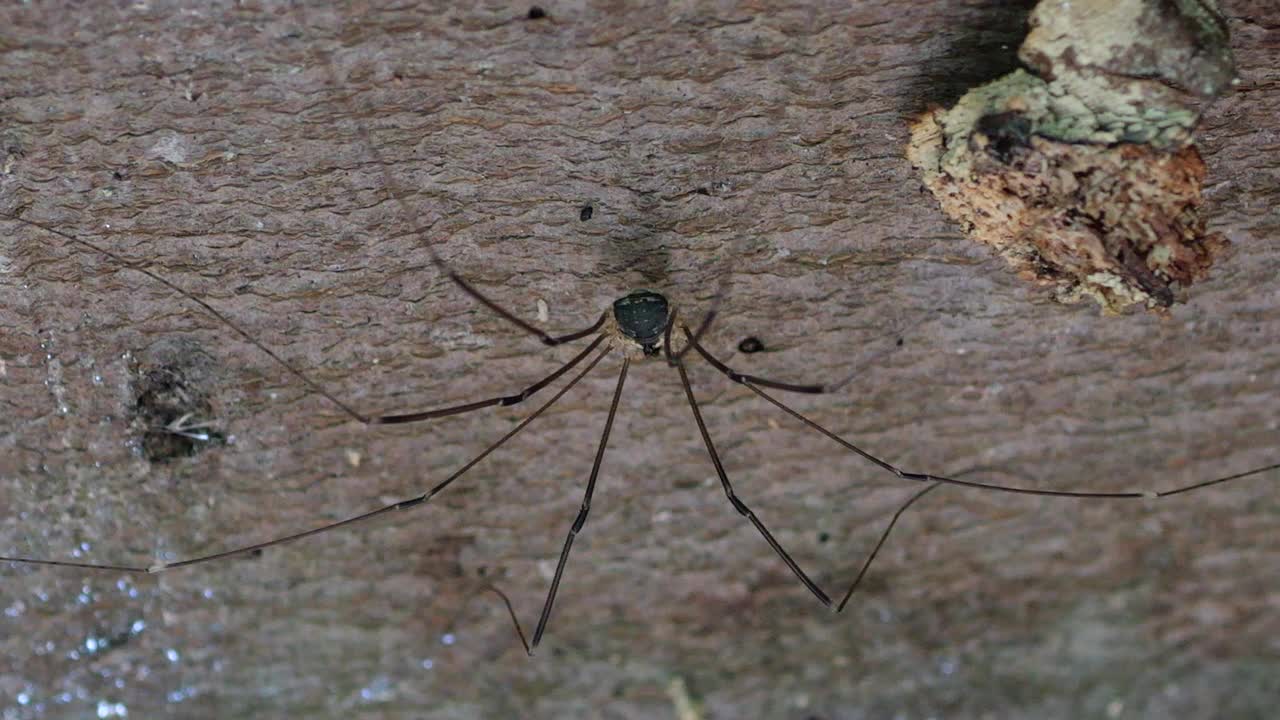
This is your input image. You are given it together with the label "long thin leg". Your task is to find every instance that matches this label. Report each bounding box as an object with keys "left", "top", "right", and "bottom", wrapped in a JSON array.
[
  {"left": 675, "top": 358, "right": 832, "bottom": 607},
  {"left": 374, "top": 334, "right": 606, "bottom": 424},
  {"left": 3, "top": 213, "right": 607, "bottom": 427},
  {"left": 484, "top": 584, "right": 533, "bottom": 656},
  {"left": 835, "top": 467, "right": 1037, "bottom": 612},
  {"left": 531, "top": 356, "right": 631, "bottom": 651},
  {"left": 690, "top": 327, "right": 1280, "bottom": 499},
  {"left": 445, "top": 269, "right": 608, "bottom": 348},
  {"left": 836, "top": 483, "right": 939, "bottom": 611},
  {"left": 748, "top": 379, "right": 1280, "bottom": 499},
  {"left": 658, "top": 269, "right": 743, "bottom": 364},
  {"left": 442, "top": 580, "right": 534, "bottom": 656},
  {"left": 287, "top": 15, "right": 600, "bottom": 351},
  {"left": 681, "top": 324, "right": 911, "bottom": 394},
  {"left": 670, "top": 276, "right": 728, "bottom": 362},
  {"left": 4, "top": 213, "right": 373, "bottom": 424},
  {"left": 1, "top": 344, "right": 613, "bottom": 575},
  {"left": 681, "top": 324, "right": 825, "bottom": 393}
]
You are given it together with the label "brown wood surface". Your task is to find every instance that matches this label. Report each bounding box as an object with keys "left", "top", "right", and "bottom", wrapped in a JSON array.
[{"left": 1, "top": 2, "right": 1277, "bottom": 718}]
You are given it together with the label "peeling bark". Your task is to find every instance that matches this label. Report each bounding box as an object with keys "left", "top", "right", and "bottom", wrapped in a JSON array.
[{"left": 911, "top": 0, "right": 1236, "bottom": 312}]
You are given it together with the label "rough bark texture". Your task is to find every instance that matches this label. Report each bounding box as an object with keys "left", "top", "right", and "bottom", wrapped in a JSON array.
[
  {"left": 910, "top": 0, "right": 1236, "bottom": 313},
  {"left": 0, "top": 2, "right": 1277, "bottom": 719}
]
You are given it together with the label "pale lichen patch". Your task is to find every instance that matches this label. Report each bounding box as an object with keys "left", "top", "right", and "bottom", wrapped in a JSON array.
[{"left": 909, "top": 0, "right": 1234, "bottom": 313}]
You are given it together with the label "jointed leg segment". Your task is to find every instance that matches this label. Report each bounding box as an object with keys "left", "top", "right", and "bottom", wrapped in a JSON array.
[
  {"left": 531, "top": 356, "right": 632, "bottom": 652},
  {"left": 1, "top": 344, "right": 615, "bottom": 577},
  {"left": 682, "top": 326, "right": 1279, "bottom": 500},
  {"left": 679, "top": 324, "right": 1279, "bottom": 609},
  {"left": 674, "top": 357, "right": 834, "bottom": 608},
  {"left": 374, "top": 334, "right": 607, "bottom": 424}
]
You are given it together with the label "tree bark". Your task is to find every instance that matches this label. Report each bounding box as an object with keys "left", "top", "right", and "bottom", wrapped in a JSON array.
[{"left": 1, "top": 2, "right": 1277, "bottom": 718}]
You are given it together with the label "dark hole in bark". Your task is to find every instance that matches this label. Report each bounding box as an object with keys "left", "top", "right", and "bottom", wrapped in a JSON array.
[
  {"left": 131, "top": 343, "right": 225, "bottom": 463},
  {"left": 975, "top": 111, "right": 1034, "bottom": 165}
]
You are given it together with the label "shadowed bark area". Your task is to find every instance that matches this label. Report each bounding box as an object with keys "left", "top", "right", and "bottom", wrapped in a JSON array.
[{"left": 1, "top": 2, "right": 1277, "bottom": 719}]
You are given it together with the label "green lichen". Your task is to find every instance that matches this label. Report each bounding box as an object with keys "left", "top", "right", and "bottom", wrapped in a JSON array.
[{"left": 910, "top": 0, "right": 1233, "bottom": 313}]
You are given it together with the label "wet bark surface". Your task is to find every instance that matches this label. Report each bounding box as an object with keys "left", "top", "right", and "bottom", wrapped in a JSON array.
[{"left": 1, "top": 2, "right": 1277, "bottom": 718}]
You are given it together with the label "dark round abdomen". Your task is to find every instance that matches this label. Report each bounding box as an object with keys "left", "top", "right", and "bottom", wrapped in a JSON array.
[{"left": 612, "top": 290, "right": 669, "bottom": 348}]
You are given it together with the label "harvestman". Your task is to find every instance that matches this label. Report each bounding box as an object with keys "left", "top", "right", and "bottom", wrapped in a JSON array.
[
  {"left": 4, "top": 11, "right": 1279, "bottom": 655},
  {"left": 5, "top": 209, "right": 1278, "bottom": 653}
]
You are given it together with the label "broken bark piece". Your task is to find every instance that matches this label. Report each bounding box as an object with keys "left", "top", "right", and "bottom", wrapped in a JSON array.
[{"left": 909, "top": 0, "right": 1234, "bottom": 313}]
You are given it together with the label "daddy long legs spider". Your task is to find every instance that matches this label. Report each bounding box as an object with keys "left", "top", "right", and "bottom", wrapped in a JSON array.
[{"left": 5, "top": 200, "right": 1276, "bottom": 644}]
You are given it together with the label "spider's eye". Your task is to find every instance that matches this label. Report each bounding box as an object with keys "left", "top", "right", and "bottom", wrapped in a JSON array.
[{"left": 738, "top": 337, "right": 765, "bottom": 354}]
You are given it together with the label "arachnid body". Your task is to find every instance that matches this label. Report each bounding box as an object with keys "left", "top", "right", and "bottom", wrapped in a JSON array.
[{"left": 2, "top": 3, "right": 1277, "bottom": 719}]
